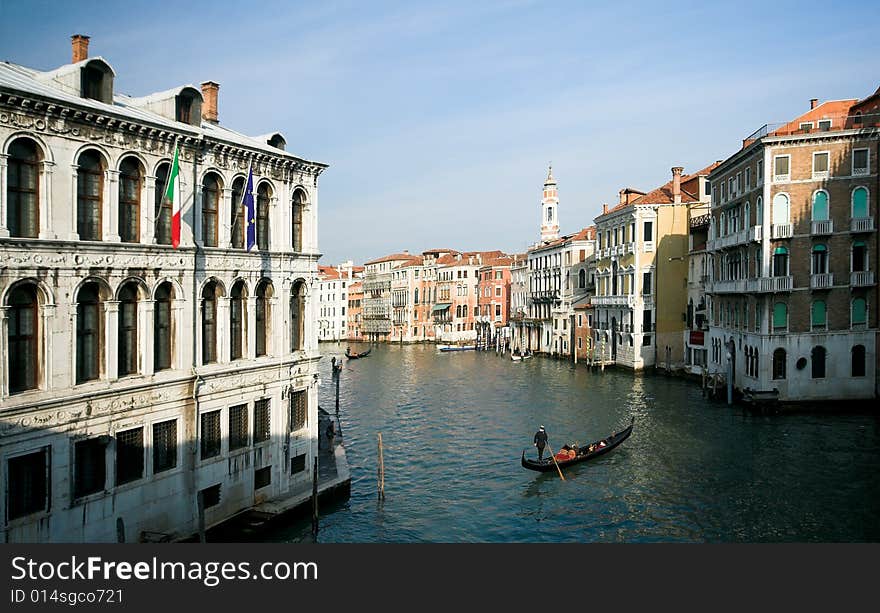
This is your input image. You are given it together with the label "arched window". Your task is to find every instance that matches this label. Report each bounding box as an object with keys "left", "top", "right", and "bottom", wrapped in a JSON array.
[
  {"left": 811, "top": 300, "right": 826, "bottom": 330},
  {"left": 414, "top": 288, "right": 419, "bottom": 304},
  {"left": 118, "top": 283, "right": 139, "bottom": 376},
  {"left": 851, "top": 297, "right": 867, "bottom": 327},
  {"left": 772, "top": 247, "right": 789, "bottom": 277},
  {"left": 772, "top": 193, "right": 789, "bottom": 226},
  {"left": 811, "top": 244, "right": 828, "bottom": 274},
  {"left": 290, "top": 281, "right": 305, "bottom": 352},
  {"left": 230, "top": 281, "right": 246, "bottom": 360},
  {"left": 744, "top": 201, "right": 751, "bottom": 227},
  {"left": 255, "top": 281, "right": 273, "bottom": 357},
  {"left": 154, "top": 283, "right": 173, "bottom": 371},
  {"left": 76, "top": 282, "right": 102, "bottom": 383},
  {"left": 77, "top": 150, "right": 104, "bottom": 240},
  {"left": 811, "top": 346, "right": 826, "bottom": 379},
  {"left": 256, "top": 183, "right": 271, "bottom": 251},
  {"left": 852, "top": 345, "right": 866, "bottom": 377},
  {"left": 756, "top": 196, "right": 763, "bottom": 223},
  {"left": 578, "top": 269, "right": 586, "bottom": 288},
  {"left": 292, "top": 189, "right": 305, "bottom": 252},
  {"left": 201, "top": 173, "right": 221, "bottom": 247},
  {"left": 118, "top": 157, "right": 141, "bottom": 242},
  {"left": 811, "top": 190, "right": 829, "bottom": 221},
  {"left": 154, "top": 162, "right": 172, "bottom": 245},
  {"left": 547, "top": 207, "right": 553, "bottom": 222},
  {"left": 754, "top": 348, "right": 759, "bottom": 377},
  {"left": 231, "top": 177, "right": 245, "bottom": 249},
  {"left": 773, "top": 302, "right": 787, "bottom": 331},
  {"left": 7, "top": 138, "right": 41, "bottom": 238},
  {"left": 852, "top": 241, "right": 867, "bottom": 272},
  {"left": 852, "top": 187, "right": 868, "bottom": 219},
  {"left": 7, "top": 284, "right": 39, "bottom": 393},
  {"left": 201, "top": 282, "right": 219, "bottom": 364},
  {"left": 772, "top": 348, "right": 786, "bottom": 380}
]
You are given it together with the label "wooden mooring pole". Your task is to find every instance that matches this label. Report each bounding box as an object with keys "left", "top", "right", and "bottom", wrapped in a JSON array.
[
  {"left": 311, "top": 457, "right": 319, "bottom": 535},
  {"left": 377, "top": 432, "right": 386, "bottom": 500}
]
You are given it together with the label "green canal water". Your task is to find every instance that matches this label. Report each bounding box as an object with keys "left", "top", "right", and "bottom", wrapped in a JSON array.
[{"left": 266, "top": 342, "right": 880, "bottom": 542}]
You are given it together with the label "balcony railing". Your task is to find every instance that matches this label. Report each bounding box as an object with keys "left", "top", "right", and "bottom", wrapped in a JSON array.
[
  {"left": 750, "top": 225, "right": 762, "bottom": 242},
  {"left": 810, "top": 273, "right": 833, "bottom": 289},
  {"left": 747, "top": 276, "right": 793, "bottom": 293},
  {"left": 851, "top": 217, "right": 874, "bottom": 233},
  {"left": 592, "top": 294, "right": 636, "bottom": 307},
  {"left": 851, "top": 271, "right": 875, "bottom": 286},
  {"left": 708, "top": 279, "right": 746, "bottom": 294},
  {"left": 811, "top": 220, "right": 833, "bottom": 235},
  {"left": 771, "top": 224, "right": 792, "bottom": 239}
]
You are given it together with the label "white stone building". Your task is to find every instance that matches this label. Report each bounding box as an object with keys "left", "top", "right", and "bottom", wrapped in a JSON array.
[
  {"left": 0, "top": 36, "right": 326, "bottom": 542},
  {"left": 317, "top": 261, "right": 354, "bottom": 341}
]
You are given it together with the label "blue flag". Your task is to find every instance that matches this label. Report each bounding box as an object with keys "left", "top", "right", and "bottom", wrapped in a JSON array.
[{"left": 244, "top": 165, "right": 256, "bottom": 251}]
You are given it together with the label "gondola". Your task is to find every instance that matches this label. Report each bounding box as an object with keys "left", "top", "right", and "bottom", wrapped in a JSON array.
[
  {"left": 521, "top": 417, "right": 634, "bottom": 473},
  {"left": 438, "top": 344, "right": 475, "bottom": 352},
  {"left": 345, "top": 347, "right": 372, "bottom": 359}
]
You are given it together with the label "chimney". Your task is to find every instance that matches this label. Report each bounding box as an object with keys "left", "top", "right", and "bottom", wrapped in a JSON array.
[
  {"left": 810, "top": 98, "right": 818, "bottom": 110},
  {"left": 71, "top": 34, "right": 90, "bottom": 63},
  {"left": 671, "top": 166, "right": 684, "bottom": 204},
  {"left": 201, "top": 81, "right": 220, "bottom": 124},
  {"left": 618, "top": 189, "right": 626, "bottom": 205},
  {"left": 602, "top": 203, "right": 609, "bottom": 215}
]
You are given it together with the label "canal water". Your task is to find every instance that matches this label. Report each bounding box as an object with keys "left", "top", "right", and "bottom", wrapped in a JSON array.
[{"left": 265, "top": 342, "right": 880, "bottom": 542}]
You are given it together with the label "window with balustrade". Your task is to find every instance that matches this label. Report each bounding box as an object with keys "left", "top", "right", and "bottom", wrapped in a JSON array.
[
  {"left": 811, "top": 244, "right": 828, "bottom": 275},
  {"left": 811, "top": 300, "right": 826, "bottom": 330}
]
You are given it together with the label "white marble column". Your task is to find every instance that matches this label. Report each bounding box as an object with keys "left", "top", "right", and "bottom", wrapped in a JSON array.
[
  {"left": 105, "top": 168, "right": 121, "bottom": 242},
  {"left": 68, "top": 164, "right": 80, "bottom": 240},
  {"left": 217, "top": 296, "right": 230, "bottom": 363},
  {"left": 0, "top": 307, "right": 8, "bottom": 397},
  {"left": 104, "top": 300, "right": 119, "bottom": 381},
  {"left": 269, "top": 296, "right": 280, "bottom": 356},
  {"left": 0, "top": 154, "right": 8, "bottom": 238},
  {"left": 193, "top": 182, "right": 203, "bottom": 247},
  {"left": 172, "top": 298, "right": 186, "bottom": 370},
  {"left": 142, "top": 300, "right": 155, "bottom": 377},
  {"left": 221, "top": 187, "right": 233, "bottom": 248},
  {"left": 41, "top": 303, "right": 55, "bottom": 391},
  {"left": 246, "top": 295, "right": 256, "bottom": 359},
  {"left": 143, "top": 174, "right": 156, "bottom": 245},
  {"left": 39, "top": 160, "right": 55, "bottom": 239}
]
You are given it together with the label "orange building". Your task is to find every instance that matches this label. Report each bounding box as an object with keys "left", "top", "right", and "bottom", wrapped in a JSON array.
[
  {"left": 347, "top": 280, "right": 364, "bottom": 341},
  {"left": 476, "top": 254, "right": 514, "bottom": 348}
]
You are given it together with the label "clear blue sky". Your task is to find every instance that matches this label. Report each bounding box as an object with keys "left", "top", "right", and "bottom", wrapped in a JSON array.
[{"left": 2, "top": 0, "right": 878, "bottom": 264}]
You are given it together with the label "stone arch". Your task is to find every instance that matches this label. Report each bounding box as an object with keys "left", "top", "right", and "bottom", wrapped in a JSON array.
[
  {"left": 114, "top": 276, "right": 150, "bottom": 301},
  {"left": 2, "top": 131, "right": 53, "bottom": 163},
  {"left": 71, "top": 275, "right": 113, "bottom": 303},
  {"left": 150, "top": 276, "right": 184, "bottom": 300}
]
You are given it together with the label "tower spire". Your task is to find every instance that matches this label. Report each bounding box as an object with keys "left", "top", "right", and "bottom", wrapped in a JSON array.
[{"left": 540, "top": 166, "right": 559, "bottom": 242}]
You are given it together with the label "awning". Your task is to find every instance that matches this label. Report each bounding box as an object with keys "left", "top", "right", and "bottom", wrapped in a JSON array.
[{"left": 432, "top": 303, "right": 452, "bottom": 312}]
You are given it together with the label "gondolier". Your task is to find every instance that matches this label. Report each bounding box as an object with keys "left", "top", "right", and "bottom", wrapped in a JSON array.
[{"left": 534, "top": 426, "right": 548, "bottom": 461}]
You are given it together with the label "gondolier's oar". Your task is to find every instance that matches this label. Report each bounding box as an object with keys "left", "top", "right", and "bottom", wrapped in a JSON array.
[{"left": 545, "top": 442, "right": 565, "bottom": 481}]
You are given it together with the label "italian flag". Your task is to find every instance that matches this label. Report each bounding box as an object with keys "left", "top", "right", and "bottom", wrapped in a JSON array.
[{"left": 166, "top": 145, "right": 182, "bottom": 248}]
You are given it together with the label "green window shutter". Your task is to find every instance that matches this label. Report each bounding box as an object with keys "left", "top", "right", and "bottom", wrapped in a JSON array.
[
  {"left": 811, "top": 300, "right": 826, "bottom": 327},
  {"left": 773, "top": 302, "right": 787, "bottom": 329},
  {"left": 812, "top": 191, "right": 829, "bottom": 221},
  {"left": 852, "top": 187, "right": 868, "bottom": 218},
  {"left": 852, "top": 298, "right": 867, "bottom": 325}
]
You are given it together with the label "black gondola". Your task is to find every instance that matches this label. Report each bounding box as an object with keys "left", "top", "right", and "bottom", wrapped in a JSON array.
[
  {"left": 521, "top": 417, "right": 634, "bottom": 473},
  {"left": 345, "top": 347, "right": 372, "bottom": 359}
]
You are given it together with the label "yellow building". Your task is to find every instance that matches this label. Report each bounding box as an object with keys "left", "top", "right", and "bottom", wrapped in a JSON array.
[{"left": 593, "top": 165, "right": 716, "bottom": 369}]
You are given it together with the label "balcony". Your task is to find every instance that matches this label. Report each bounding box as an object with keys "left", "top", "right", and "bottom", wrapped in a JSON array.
[
  {"left": 708, "top": 279, "right": 746, "bottom": 294},
  {"left": 851, "top": 271, "right": 875, "bottom": 286},
  {"left": 811, "top": 220, "right": 833, "bottom": 235},
  {"left": 750, "top": 225, "right": 762, "bottom": 242},
  {"left": 771, "top": 224, "right": 792, "bottom": 239},
  {"left": 530, "top": 290, "right": 560, "bottom": 303},
  {"left": 810, "top": 273, "right": 833, "bottom": 289},
  {"left": 747, "top": 276, "right": 793, "bottom": 293},
  {"left": 851, "top": 217, "right": 874, "bottom": 233},
  {"left": 592, "top": 294, "right": 636, "bottom": 307}
]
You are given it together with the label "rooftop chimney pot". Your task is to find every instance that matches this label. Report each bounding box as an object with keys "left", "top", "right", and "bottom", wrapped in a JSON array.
[
  {"left": 672, "top": 166, "right": 684, "bottom": 204},
  {"left": 602, "top": 203, "right": 609, "bottom": 215},
  {"left": 201, "top": 81, "right": 220, "bottom": 124},
  {"left": 71, "top": 34, "right": 90, "bottom": 63},
  {"left": 810, "top": 98, "right": 819, "bottom": 110}
]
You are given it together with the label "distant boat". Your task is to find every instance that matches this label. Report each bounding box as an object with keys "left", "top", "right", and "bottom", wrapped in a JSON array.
[
  {"left": 521, "top": 418, "right": 634, "bottom": 473},
  {"left": 345, "top": 347, "right": 372, "bottom": 359},
  {"left": 511, "top": 354, "right": 522, "bottom": 362},
  {"left": 437, "top": 344, "right": 476, "bottom": 352}
]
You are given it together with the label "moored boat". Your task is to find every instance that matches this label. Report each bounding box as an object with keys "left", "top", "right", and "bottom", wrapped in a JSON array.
[
  {"left": 345, "top": 347, "right": 372, "bottom": 359},
  {"left": 521, "top": 417, "right": 634, "bottom": 472},
  {"left": 437, "top": 344, "right": 476, "bottom": 352}
]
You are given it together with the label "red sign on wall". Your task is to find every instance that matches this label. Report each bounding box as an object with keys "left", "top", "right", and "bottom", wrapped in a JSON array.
[{"left": 689, "top": 331, "right": 705, "bottom": 345}]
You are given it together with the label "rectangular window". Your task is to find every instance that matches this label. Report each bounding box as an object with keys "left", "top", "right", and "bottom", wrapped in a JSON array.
[
  {"left": 291, "top": 454, "right": 307, "bottom": 475},
  {"left": 643, "top": 221, "right": 653, "bottom": 242},
  {"left": 757, "top": 159, "right": 763, "bottom": 181},
  {"left": 200, "top": 411, "right": 221, "bottom": 460},
  {"left": 817, "top": 119, "right": 832, "bottom": 131},
  {"left": 115, "top": 427, "right": 144, "bottom": 485},
  {"left": 495, "top": 286, "right": 502, "bottom": 297},
  {"left": 642, "top": 309, "right": 652, "bottom": 333},
  {"left": 254, "top": 399, "right": 271, "bottom": 443},
  {"left": 74, "top": 438, "right": 106, "bottom": 498},
  {"left": 7, "top": 448, "right": 49, "bottom": 520},
  {"left": 799, "top": 121, "right": 813, "bottom": 132},
  {"left": 254, "top": 466, "right": 271, "bottom": 490},
  {"left": 745, "top": 168, "right": 751, "bottom": 190},
  {"left": 229, "top": 404, "right": 249, "bottom": 451},
  {"left": 642, "top": 272, "right": 652, "bottom": 295},
  {"left": 289, "top": 390, "right": 307, "bottom": 431},
  {"left": 152, "top": 419, "right": 177, "bottom": 474},
  {"left": 853, "top": 149, "right": 869, "bottom": 175},
  {"left": 813, "top": 152, "right": 829, "bottom": 177},
  {"left": 774, "top": 156, "right": 790, "bottom": 179},
  {"left": 200, "top": 484, "right": 221, "bottom": 508}
]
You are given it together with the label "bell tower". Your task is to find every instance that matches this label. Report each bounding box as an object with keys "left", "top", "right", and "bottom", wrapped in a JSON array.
[{"left": 541, "top": 165, "right": 559, "bottom": 242}]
